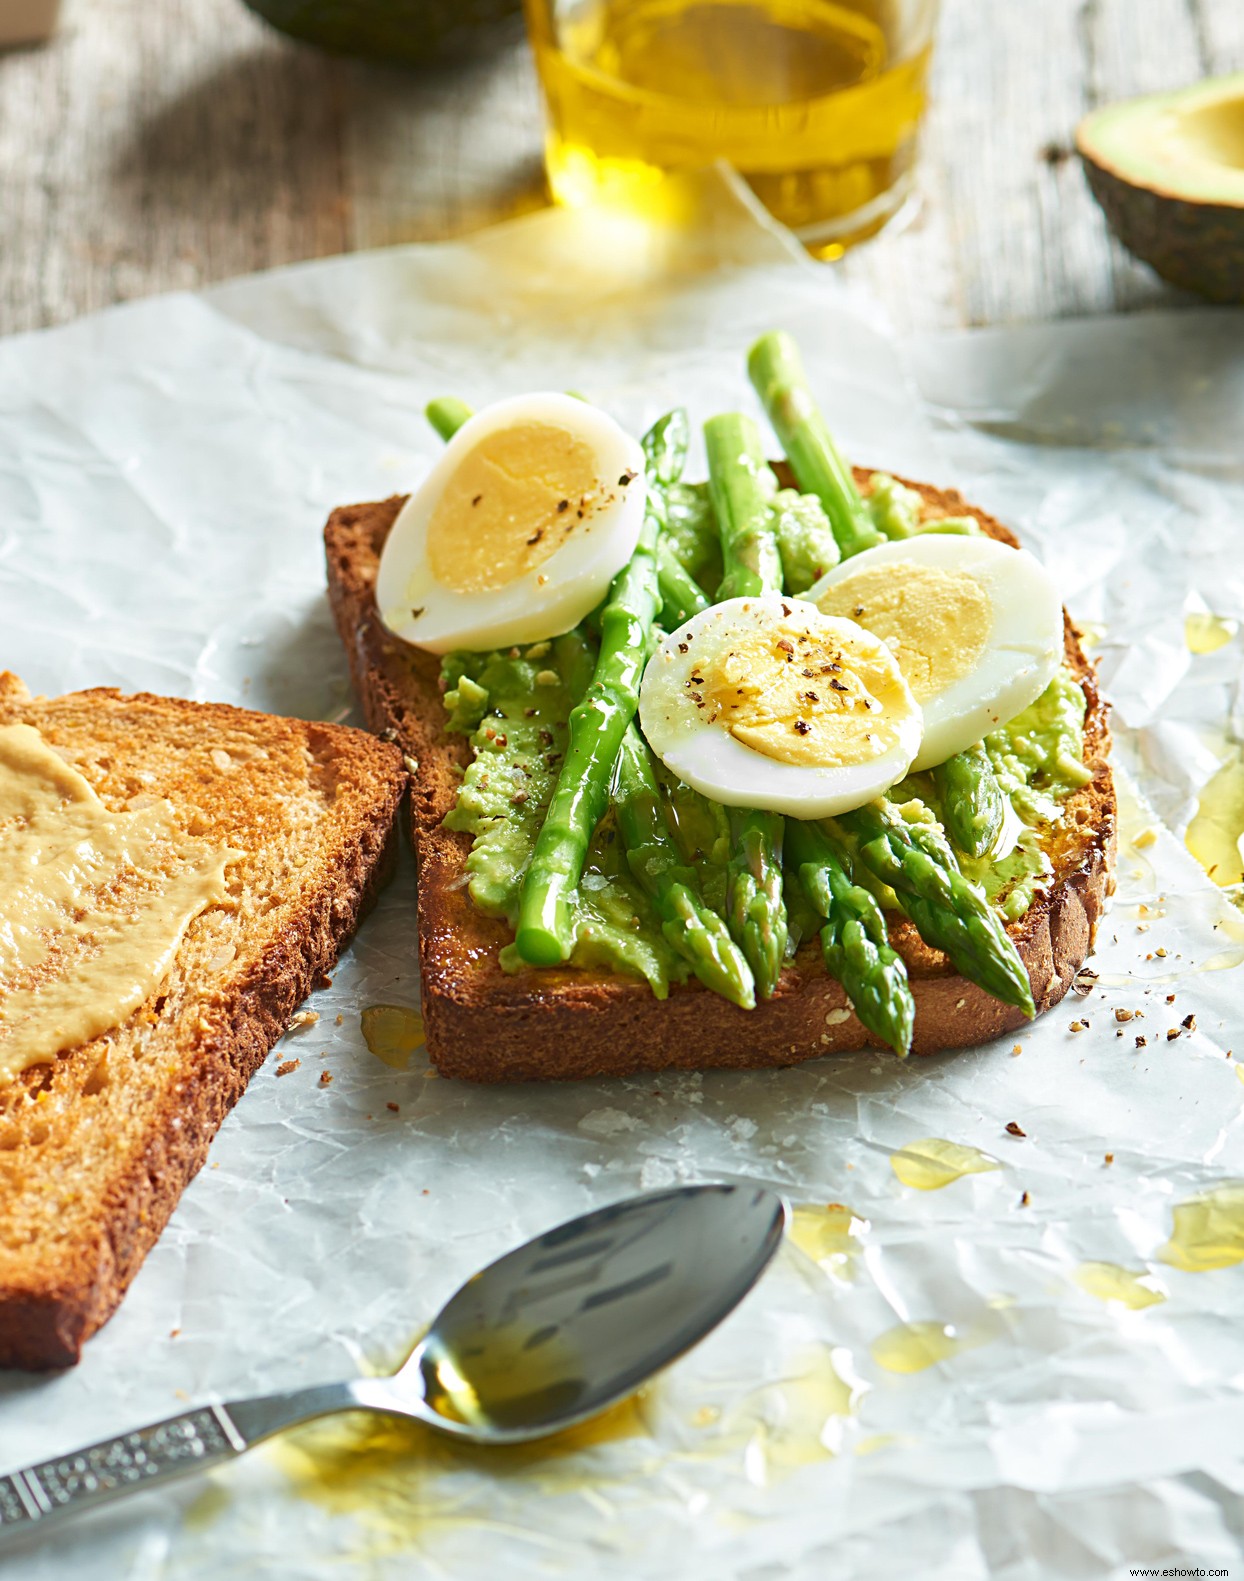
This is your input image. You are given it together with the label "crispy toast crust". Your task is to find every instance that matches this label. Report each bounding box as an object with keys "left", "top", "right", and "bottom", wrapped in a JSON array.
[
  {"left": 325, "top": 477, "right": 1115, "bottom": 1082},
  {"left": 0, "top": 681, "right": 406, "bottom": 1367}
]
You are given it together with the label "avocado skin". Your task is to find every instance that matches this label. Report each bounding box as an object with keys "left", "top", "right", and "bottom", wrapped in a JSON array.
[
  {"left": 1081, "top": 154, "right": 1244, "bottom": 305},
  {"left": 243, "top": 0, "right": 524, "bottom": 66}
]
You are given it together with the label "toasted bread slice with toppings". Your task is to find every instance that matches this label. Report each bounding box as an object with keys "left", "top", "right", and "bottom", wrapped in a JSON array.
[
  {"left": 324, "top": 474, "right": 1114, "bottom": 1083},
  {"left": 0, "top": 676, "right": 406, "bottom": 1368}
]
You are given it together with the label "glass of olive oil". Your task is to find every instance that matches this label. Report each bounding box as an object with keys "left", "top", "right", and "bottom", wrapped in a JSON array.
[{"left": 522, "top": 0, "right": 938, "bottom": 257}]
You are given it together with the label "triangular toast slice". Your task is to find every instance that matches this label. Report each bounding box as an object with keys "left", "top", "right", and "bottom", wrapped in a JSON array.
[
  {"left": 0, "top": 675, "right": 406, "bottom": 1368},
  {"left": 324, "top": 473, "right": 1115, "bottom": 1083}
]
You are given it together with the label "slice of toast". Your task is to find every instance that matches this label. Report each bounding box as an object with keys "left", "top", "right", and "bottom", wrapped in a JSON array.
[
  {"left": 325, "top": 474, "right": 1115, "bottom": 1083},
  {"left": 0, "top": 676, "right": 406, "bottom": 1369}
]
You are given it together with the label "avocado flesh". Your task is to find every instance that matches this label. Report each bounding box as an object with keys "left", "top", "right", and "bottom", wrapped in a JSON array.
[
  {"left": 242, "top": 0, "right": 523, "bottom": 66},
  {"left": 1077, "top": 73, "right": 1244, "bottom": 303}
]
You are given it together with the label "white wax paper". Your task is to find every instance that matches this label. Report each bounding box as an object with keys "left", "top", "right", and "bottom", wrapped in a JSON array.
[{"left": 2, "top": 172, "right": 1244, "bottom": 1581}]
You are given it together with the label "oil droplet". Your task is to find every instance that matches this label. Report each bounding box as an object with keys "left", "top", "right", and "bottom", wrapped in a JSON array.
[
  {"left": 788, "top": 1202, "right": 868, "bottom": 1278},
  {"left": 1185, "top": 611, "right": 1238, "bottom": 655},
  {"left": 182, "top": 1480, "right": 232, "bottom": 1532},
  {"left": 1158, "top": 1181, "right": 1244, "bottom": 1272},
  {"left": 270, "top": 1389, "right": 653, "bottom": 1552},
  {"left": 723, "top": 1345, "right": 860, "bottom": 1484},
  {"left": 361, "top": 1004, "right": 425, "bottom": 1069},
  {"left": 1076, "top": 620, "right": 1107, "bottom": 649},
  {"left": 1185, "top": 747, "right": 1244, "bottom": 888},
  {"left": 870, "top": 1321, "right": 962, "bottom": 1374},
  {"left": 1074, "top": 1261, "right": 1167, "bottom": 1309},
  {"left": 890, "top": 1138, "right": 1001, "bottom": 1191}
]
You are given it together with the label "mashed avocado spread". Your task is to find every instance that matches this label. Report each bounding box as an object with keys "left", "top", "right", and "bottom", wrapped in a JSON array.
[
  {"left": 441, "top": 635, "right": 688, "bottom": 993},
  {"left": 442, "top": 642, "right": 1092, "bottom": 968}
]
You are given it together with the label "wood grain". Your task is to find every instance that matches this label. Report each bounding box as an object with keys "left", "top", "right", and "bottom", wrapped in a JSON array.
[{"left": 1, "top": 0, "right": 1241, "bottom": 336}]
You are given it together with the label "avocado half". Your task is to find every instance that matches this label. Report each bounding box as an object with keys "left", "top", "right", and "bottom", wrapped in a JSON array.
[
  {"left": 1077, "top": 73, "right": 1244, "bottom": 303},
  {"left": 242, "top": 0, "right": 523, "bottom": 66}
]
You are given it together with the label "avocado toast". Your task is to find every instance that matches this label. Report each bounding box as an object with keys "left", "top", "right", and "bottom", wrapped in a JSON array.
[{"left": 325, "top": 332, "right": 1115, "bottom": 1081}]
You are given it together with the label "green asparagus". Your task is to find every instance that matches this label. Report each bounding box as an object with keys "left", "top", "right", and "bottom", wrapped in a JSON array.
[
  {"left": 934, "top": 744, "right": 1006, "bottom": 860},
  {"left": 614, "top": 725, "right": 756, "bottom": 1008},
  {"left": 662, "top": 482, "right": 723, "bottom": 593},
  {"left": 515, "top": 511, "right": 662, "bottom": 965},
  {"left": 704, "top": 410, "right": 789, "bottom": 998},
  {"left": 657, "top": 538, "right": 710, "bottom": 628},
  {"left": 839, "top": 799, "right": 1035, "bottom": 1014},
  {"left": 786, "top": 819, "right": 915, "bottom": 1057},
  {"left": 747, "top": 331, "right": 884, "bottom": 560},
  {"left": 638, "top": 413, "right": 711, "bottom": 627},
  {"left": 704, "top": 413, "right": 784, "bottom": 600},
  {"left": 425, "top": 396, "right": 474, "bottom": 443},
  {"left": 641, "top": 407, "right": 690, "bottom": 488},
  {"left": 725, "top": 807, "right": 788, "bottom": 1000}
]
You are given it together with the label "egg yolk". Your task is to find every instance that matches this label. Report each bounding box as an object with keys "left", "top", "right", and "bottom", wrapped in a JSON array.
[
  {"left": 427, "top": 422, "right": 606, "bottom": 595},
  {"left": 814, "top": 562, "right": 991, "bottom": 703},
  {"left": 699, "top": 614, "right": 912, "bottom": 768}
]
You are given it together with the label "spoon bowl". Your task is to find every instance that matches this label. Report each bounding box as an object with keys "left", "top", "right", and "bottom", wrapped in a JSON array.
[
  {"left": 408, "top": 1182, "right": 787, "bottom": 1442},
  {"left": 0, "top": 1183, "right": 786, "bottom": 1549}
]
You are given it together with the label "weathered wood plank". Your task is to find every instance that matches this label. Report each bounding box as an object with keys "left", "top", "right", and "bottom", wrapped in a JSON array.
[
  {"left": 0, "top": 0, "right": 349, "bottom": 333},
  {"left": 341, "top": 41, "right": 545, "bottom": 253},
  {"left": 1, "top": 0, "right": 1241, "bottom": 338}
]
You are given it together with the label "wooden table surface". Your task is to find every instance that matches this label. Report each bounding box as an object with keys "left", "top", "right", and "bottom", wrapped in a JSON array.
[{"left": 2, "top": 0, "right": 1242, "bottom": 338}]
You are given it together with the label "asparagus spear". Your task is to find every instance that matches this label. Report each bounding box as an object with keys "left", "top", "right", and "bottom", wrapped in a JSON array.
[
  {"left": 656, "top": 538, "right": 710, "bottom": 628},
  {"left": 786, "top": 819, "right": 915, "bottom": 1057},
  {"left": 704, "top": 412, "right": 789, "bottom": 999},
  {"left": 614, "top": 725, "right": 756, "bottom": 1008},
  {"left": 704, "top": 413, "right": 784, "bottom": 600},
  {"left": 725, "top": 809, "right": 788, "bottom": 1002},
  {"left": 839, "top": 800, "right": 1035, "bottom": 1014},
  {"left": 515, "top": 510, "right": 662, "bottom": 965},
  {"left": 425, "top": 396, "right": 474, "bottom": 443},
  {"left": 934, "top": 744, "right": 1006, "bottom": 860},
  {"left": 640, "top": 410, "right": 711, "bottom": 627},
  {"left": 641, "top": 407, "right": 690, "bottom": 488},
  {"left": 747, "top": 332, "right": 884, "bottom": 560},
  {"left": 662, "top": 482, "right": 723, "bottom": 591}
]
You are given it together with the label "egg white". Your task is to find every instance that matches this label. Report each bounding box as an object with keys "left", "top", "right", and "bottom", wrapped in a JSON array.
[
  {"left": 810, "top": 534, "right": 1063, "bottom": 772},
  {"left": 639, "top": 596, "right": 924, "bottom": 819},
  {"left": 376, "top": 393, "right": 646, "bottom": 655}
]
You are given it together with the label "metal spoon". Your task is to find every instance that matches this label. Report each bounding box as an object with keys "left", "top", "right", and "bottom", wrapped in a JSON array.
[{"left": 0, "top": 1182, "right": 785, "bottom": 1548}]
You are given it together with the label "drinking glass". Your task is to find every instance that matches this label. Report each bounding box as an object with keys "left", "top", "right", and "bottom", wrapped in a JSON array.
[{"left": 522, "top": 0, "right": 940, "bottom": 257}]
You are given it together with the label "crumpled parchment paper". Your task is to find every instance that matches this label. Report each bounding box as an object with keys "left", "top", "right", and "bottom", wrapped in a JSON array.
[{"left": 2, "top": 172, "right": 1243, "bottom": 1581}]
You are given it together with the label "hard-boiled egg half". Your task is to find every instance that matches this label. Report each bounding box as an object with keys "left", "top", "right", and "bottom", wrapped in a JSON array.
[
  {"left": 376, "top": 393, "right": 646, "bottom": 654},
  {"left": 809, "top": 535, "right": 1063, "bottom": 772},
  {"left": 639, "top": 595, "right": 923, "bottom": 819}
]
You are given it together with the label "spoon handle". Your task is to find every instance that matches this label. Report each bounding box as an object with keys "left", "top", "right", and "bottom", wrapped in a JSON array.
[{"left": 0, "top": 1379, "right": 365, "bottom": 1550}]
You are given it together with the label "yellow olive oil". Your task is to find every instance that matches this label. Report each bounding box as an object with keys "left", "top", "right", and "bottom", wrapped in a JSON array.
[
  {"left": 1159, "top": 1181, "right": 1244, "bottom": 1272},
  {"left": 870, "top": 1320, "right": 962, "bottom": 1374},
  {"left": 1185, "top": 746, "right": 1244, "bottom": 888},
  {"left": 360, "top": 1004, "right": 425, "bottom": 1068},
  {"left": 889, "top": 1137, "right": 1000, "bottom": 1191},
  {"left": 788, "top": 1201, "right": 868, "bottom": 1278},
  {"left": 1074, "top": 1261, "right": 1167, "bottom": 1310},
  {"left": 525, "top": 0, "right": 934, "bottom": 254},
  {"left": 1184, "top": 611, "right": 1238, "bottom": 654}
]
